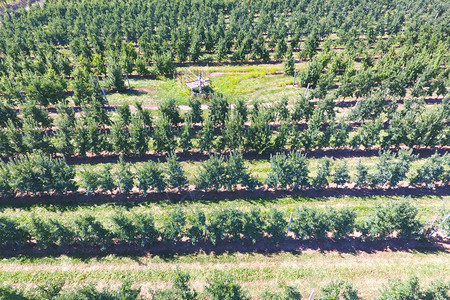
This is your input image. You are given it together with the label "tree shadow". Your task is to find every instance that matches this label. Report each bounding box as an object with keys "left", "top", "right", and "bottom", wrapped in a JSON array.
[{"left": 0, "top": 237, "right": 447, "bottom": 260}]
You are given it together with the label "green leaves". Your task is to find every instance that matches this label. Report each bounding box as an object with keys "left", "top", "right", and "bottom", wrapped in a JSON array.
[
  {"left": 104, "top": 58, "right": 126, "bottom": 92},
  {"left": 197, "top": 153, "right": 257, "bottom": 191},
  {"left": 361, "top": 200, "right": 421, "bottom": 239},
  {"left": 166, "top": 153, "right": 188, "bottom": 192},
  {"left": 266, "top": 151, "right": 309, "bottom": 190},
  {"left": 371, "top": 149, "right": 417, "bottom": 187},
  {"left": 153, "top": 114, "right": 177, "bottom": 154},
  {"left": 115, "top": 156, "right": 134, "bottom": 194},
  {"left": 24, "top": 68, "right": 67, "bottom": 106},
  {"left": 0, "top": 202, "right": 424, "bottom": 249},
  {"left": 411, "top": 152, "right": 449, "bottom": 189},
  {"left": 136, "top": 161, "right": 166, "bottom": 195},
  {"left": 7, "top": 152, "right": 75, "bottom": 195},
  {"left": 205, "top": 273, "right": 250, "bottom": 300},
  {"left": 196, "top": 155, "right": 227, "bottom": 191}
]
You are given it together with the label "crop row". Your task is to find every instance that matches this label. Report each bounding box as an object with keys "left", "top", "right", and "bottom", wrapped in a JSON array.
[
  {"left": 0, "top": 150, "right": 448, "bottom": 198},
  {"left": 0, "top": 0, "right": 448, "bottom": 105},
  {"left": 0, "top": 96, "right": 448, "bottom": 157},
  {"left": 0, "top": 272, "right": 448, "bottom": 300},
  {"left": 2, "top": 273, "right": 449, "bottom": 300},
  {"left": 0, "top": 200, "right": 440, "bottom": 249}
]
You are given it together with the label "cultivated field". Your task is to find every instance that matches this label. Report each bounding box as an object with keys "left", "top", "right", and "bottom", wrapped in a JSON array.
[{"left": 0, "top": 0, "right": 449, "bottom": 298}]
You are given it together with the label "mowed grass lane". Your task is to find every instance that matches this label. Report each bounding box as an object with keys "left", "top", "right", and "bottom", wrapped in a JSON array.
[{"left": 0, "top": 250, "right": 448, "bottom": 299}]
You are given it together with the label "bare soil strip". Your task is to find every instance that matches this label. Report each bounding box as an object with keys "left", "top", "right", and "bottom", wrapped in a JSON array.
[
  {"left": 0, "top": 237, "right": 448, "bottom": 258},
  {"left": 57, "top": 146, "right": 450, "bottom": 166},
  {"left": 1, "top": 185, "right": 448, "bottom": 206},
  {"left": 21, "top": 96, "right": 445, "bottom": 114}
]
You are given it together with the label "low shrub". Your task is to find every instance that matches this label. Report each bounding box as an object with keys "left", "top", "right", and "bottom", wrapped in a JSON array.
[
  {"left": 361, "top": 200, "right": 421, "bottom": 239},
  {"left": 319, "top": 280, "right": 361, "bottom": 300},
  {"left": 205, "top": 273, "right": 249, "bottom": 300},
  {"left": 266, "top": 151, "right": 309, "bottom": 190},
  {"left": 291, "top": 207, "right": 329, "bottom": 239}
]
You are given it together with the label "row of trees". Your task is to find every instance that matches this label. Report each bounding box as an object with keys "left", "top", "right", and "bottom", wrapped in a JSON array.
[
  {"left": 1, "top": 272, "right": 448, "bottom": 300},
  {"left": 0, "top": 151, "right": 448, "bottom": 196},
  {"left": 291, "top": 47, "right": 448, "bottom": 100},
  {"left": 1, "top": 0, "right": 448, "bottom": 65},
  {"left": 0, "top": 96, "right": 448, "bottom": 157},
  {"left": 1, "top": 39, "right": 448, "bottom": 107},
  {"left": 0, "top": 0, "right": 448, "bottom": 107},
  {"left": 3, "top": 92, "right": 447, "bottom": 130},
  {"left": 0, "top": 200, "right": 432, "bottom": 249}
]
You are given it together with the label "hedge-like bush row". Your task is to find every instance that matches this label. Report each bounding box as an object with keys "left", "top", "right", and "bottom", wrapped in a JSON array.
[
  {"left": 0, "top": 201, "right": 430, "bottom": 249},
  {"left": 0, "top": 271, "right": 448, "bottom": 300},
  {"left": 0, "top": 151, "right": 448, "bottom": 196},
  {"left": 0, "top": 96, "right": 448, "bottom": 157}
]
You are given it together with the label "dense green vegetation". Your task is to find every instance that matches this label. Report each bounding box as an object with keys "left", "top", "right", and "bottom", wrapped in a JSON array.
[
  {"left": 0, "top": 96, "right": 448, "bottom": 157},
  {"left": 0, "top": 0, "right": 449, "bottom": 296},
  {"left": 0, "top": 151, "right": 448, "bottom": 197},
  {"left": 0, "top": 0, "right": 448, "bottom": 160},
  {"left": 0, "top": 200, "right": 432, "bottom": 248}
]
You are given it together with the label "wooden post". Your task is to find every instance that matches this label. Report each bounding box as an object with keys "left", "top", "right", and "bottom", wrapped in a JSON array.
[
  {"left": 125, "top": 73, "right": 131, "bottom": 91},
  {"left": 304, "top": 83, "right": 310, "bottom": 96},
  {"left": 18, "top": 89, "right": 24, "bottom": 101},
  {"left": 101, "top": 87, "right": 110, "bottom": 107},
  {"left": 293, "top": 69, "right": 298, "bottom": 86},
  {"left": 204, "top": 224, "right": 208, "bottom": 242},
  {"left": 286, "top": 212, "right": 293, "bottom": 238},
  {"left": 412, "top": 78, "right": 421, "bottom": 95},
  {"left": 117, "top": 180, "right": 122, "bottom": 194}
]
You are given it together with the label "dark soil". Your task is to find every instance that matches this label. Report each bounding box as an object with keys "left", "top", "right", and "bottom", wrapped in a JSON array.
[
  {"left": 21, "top": 95, "right": 445, "bottom": 115},
  {"left": 1, "top": 185, "right": 448, "bottom": 207},
  {"left": 60, "top": 146, "right": 450, "bottom": 165},
  {"left": 0, "top": 237, "right": 448, "bottom": 258}
]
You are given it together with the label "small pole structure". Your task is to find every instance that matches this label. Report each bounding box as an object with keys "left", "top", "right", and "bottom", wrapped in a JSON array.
[
  {"left": 286, "top": 212, "right": 293, "bottom": 238},
  {"left": 422, "top": 206, "right": 443, "bottom": 234},
  {"left": 101, "top": 87, "right": 110, "bottom": 107},
  {"left": 125, "top": 73, "right": 132, "bottom": 91},
  {"left": 304, "top": 83, "right": 310, "bottom": 96},
  {"left": 428, "top": 213, "right": 450, "bottom": 238},
  {"left": 199, "top": 73, "right": 203, "bottom": 94},
  {"left": 412, "top": 78, "right": 421, "bottom": 95},
  {"left": 117, "top": 180, "right": 122, "bottom": 194},
  {"left": 18, "top": 89, "right": 25, "bottom": 101},
  {"left": 308, "top": 290, "right": 315, "bottom": 300},
  {"left": 204, "top": 224, "right": 208, "bottom": 242},
  {"left": 293, "top": 69, "right": 298, "bottom": 86},
  {"left": 379, "top": 53, "right": 387, "bottom": 64}
]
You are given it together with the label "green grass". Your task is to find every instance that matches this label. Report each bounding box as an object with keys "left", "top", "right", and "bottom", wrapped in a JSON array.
[
  {"left": 0, "top": 249, "right": 448, "bottom": 298},
  {"left": 88, "top": 63, "right": 309, "bottom": 106},
  {"left": 1, "top": 196, "right": 447, "bottom": 227},
  {"left": 73, "top": 156, "right": 431, "bottom": 186}
]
